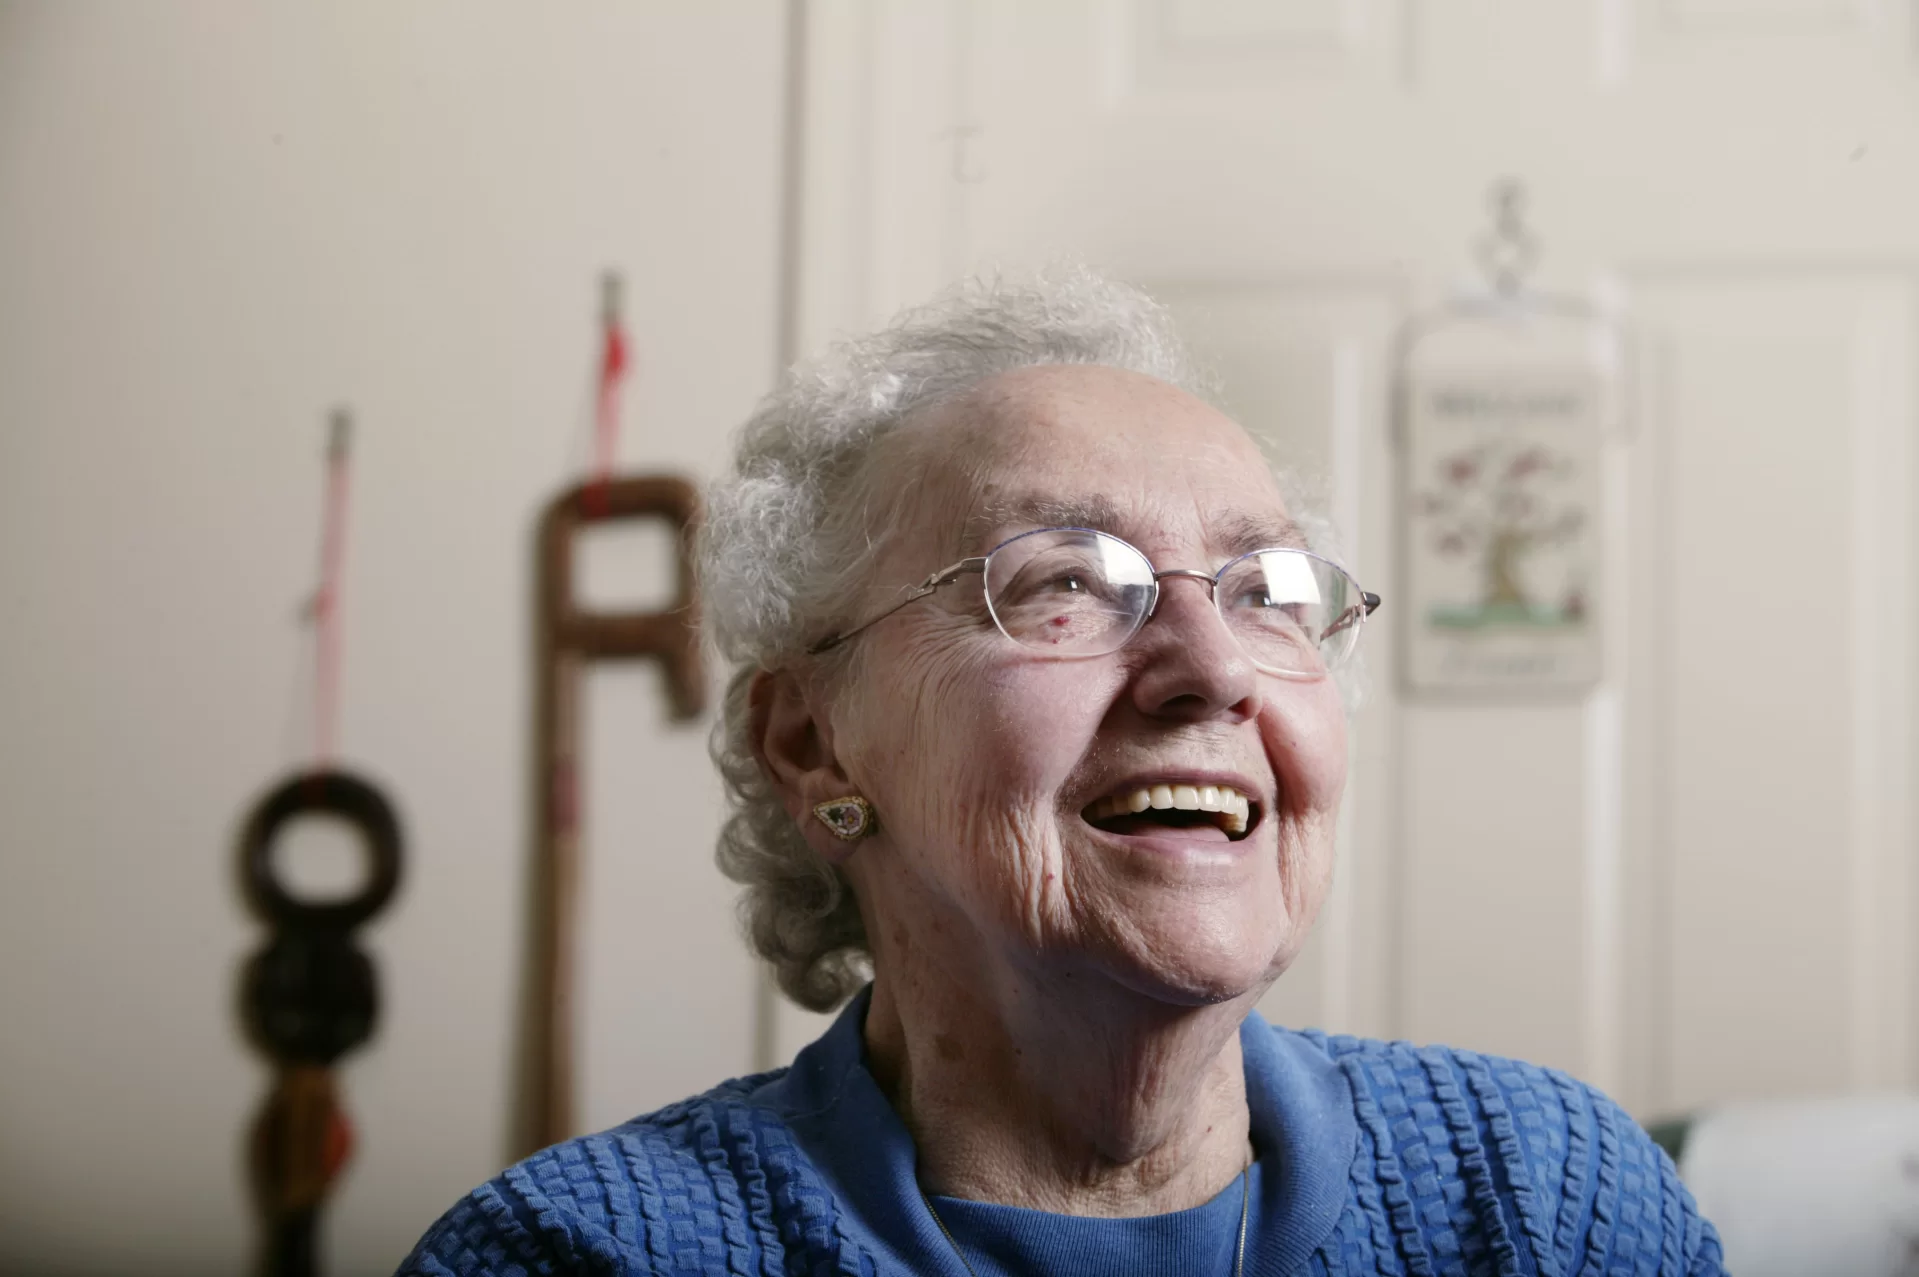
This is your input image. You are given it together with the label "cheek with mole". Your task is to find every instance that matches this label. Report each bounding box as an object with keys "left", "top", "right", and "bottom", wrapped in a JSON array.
[{"left": 1040, "top": 608, "right": 1115, "bottom": 648}]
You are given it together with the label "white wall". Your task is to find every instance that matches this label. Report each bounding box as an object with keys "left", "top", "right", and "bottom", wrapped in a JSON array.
[{"left": 0, "top": 4, "right": 785, "bottom": 1273}]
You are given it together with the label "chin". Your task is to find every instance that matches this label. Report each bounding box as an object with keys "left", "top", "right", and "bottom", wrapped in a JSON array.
[{"left": 1093, "top": 917, "right": 1297, "bottom": 1011}]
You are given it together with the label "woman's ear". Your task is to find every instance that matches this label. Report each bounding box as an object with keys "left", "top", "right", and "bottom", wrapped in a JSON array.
[{"left": 747, "top": 667, "right": 864, "bottom": 863}]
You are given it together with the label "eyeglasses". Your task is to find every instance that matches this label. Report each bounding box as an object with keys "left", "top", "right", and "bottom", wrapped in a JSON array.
[{"left": 807, "top": 526, "right": 1382, "bottom": 677}]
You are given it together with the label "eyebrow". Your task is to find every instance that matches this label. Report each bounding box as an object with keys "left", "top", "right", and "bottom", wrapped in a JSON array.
[
  {"left": 964, "top": 495, "right": 1309, "bottom": 558},
  {"left": 965, "top": 495, "right": 1124, "bottom": 547},
  {"left": 1212, "top": 510, "right": 1311, "bottom": 555}
]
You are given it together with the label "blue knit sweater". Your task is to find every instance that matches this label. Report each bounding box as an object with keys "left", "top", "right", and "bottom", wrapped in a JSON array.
[{"left": 400, "top": 992, "right": 1724, "bottom": 1275}]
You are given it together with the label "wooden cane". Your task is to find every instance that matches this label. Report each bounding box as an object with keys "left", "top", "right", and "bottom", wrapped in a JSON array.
[{"left": 520, "top": 475, "right": 704, "bottom": 1158}]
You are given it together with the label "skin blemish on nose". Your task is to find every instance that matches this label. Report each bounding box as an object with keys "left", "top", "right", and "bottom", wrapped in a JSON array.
[{"left": 934, "top": 1033, "right": 965, "bottom": 1062}]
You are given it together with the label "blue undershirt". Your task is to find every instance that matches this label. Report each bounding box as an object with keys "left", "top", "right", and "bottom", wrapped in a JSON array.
[{"left": 926, "top": 1161, "right": 1267, "bottom": 1277}]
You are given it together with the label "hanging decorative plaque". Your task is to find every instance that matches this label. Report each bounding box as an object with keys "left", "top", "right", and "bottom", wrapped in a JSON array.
[
  {"left": 1401, "top": 366, "right": 1604, "bottom": 693},
  {"left": 1393, "top": 178, "right": 1623, "bottom": 697}
]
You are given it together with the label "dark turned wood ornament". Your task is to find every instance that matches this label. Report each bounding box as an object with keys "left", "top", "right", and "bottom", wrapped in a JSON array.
[
  {"left": 519, "top": 474, "right": 705, "bottom": 1160},
  {"left": 238, "top": 769, "right": 404, "bottom": 1277}
]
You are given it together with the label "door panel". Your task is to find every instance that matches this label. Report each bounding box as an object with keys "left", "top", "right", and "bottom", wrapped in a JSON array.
[{"left": 1621, "top": 270, "right": 1918, "bottom": 1113}]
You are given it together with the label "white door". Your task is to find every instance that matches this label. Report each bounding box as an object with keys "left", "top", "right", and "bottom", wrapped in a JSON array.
[{"left": 773, "top": 0, "right": 1919, "bottom": 1121}]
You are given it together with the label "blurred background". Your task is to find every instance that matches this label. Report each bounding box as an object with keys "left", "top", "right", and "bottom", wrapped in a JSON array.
[{"left": 3, "top": 2, "right": 1917, "bottom": 1274}]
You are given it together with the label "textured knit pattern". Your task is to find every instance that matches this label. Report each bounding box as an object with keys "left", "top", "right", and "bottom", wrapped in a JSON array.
[{"left": 400, "top": 1029, "right": 1724, "bottom": 1277}]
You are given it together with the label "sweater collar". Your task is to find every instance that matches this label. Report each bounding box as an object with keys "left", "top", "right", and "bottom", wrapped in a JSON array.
[{"left": 763, "top": 987, "right": 1357, "bottom": 1276}]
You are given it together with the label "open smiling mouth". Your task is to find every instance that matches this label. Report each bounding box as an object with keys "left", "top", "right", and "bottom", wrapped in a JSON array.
[{"left": 1081, "top": 783, "right": 1261, "bottom": 844}]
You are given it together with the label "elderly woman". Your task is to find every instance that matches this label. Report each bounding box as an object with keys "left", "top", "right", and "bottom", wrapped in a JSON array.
[{"left": 403, "top": 270, "right": 1724, "bottom": 1276}]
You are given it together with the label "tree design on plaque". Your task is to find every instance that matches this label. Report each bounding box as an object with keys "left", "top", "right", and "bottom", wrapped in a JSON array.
[{"left": 1416, "top": 437, "right": 1588, "bottom": 631}]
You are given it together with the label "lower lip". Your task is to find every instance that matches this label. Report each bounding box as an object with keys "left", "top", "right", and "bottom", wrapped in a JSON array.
[{"left": 1079, "top": 820, "right": 1257, "bottom": 862}]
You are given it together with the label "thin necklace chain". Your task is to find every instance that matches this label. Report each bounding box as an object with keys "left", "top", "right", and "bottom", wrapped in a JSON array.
[{"left": 919, "top": 1159, "right": 1252, "bottom": 1277}]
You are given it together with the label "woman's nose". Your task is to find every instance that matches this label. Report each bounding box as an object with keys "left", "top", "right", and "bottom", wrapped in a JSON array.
[{"left": 1127, "top": 575, "right": 1262, "bottom": 724}]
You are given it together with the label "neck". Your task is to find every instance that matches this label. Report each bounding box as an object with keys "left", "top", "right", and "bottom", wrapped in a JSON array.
[{"left": 863, "top": 957, "right": 1256, "bottom": 1218}]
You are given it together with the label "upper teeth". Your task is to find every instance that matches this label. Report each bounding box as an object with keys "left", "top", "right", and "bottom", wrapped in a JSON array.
[{"left": 1086, "top": 783, "right": 1253, "bottom": 835}]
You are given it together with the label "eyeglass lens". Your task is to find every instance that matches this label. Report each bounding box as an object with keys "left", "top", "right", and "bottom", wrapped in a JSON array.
[{"left": 980, "top": 528, "right": 1365, "bottom": 675}]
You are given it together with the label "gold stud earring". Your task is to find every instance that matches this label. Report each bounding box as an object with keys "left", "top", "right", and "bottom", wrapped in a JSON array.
[{"left": 813, "top": 796, "right": 877, "bottom": 842}]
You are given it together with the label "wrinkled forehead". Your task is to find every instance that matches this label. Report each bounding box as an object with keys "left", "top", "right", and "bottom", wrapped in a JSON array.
[
  {"left": 885, "top": 364, "right": 1300, "bottom": 562},
  {"left": 962, "top": 492, "right": 1307, "bottom": 560}
]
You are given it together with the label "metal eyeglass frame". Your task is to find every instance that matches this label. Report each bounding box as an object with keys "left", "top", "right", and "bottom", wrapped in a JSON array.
[{"left": 805, "top": 525, "right": 1384, "bottom": 667}]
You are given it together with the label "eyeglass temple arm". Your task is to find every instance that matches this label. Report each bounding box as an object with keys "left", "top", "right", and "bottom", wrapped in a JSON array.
[
  {"left": 804, "top": 558, "right": 988, "bottom": 656},
  {"left": 1320, "top": 591, "right": 1383, "bottom": 642}
]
